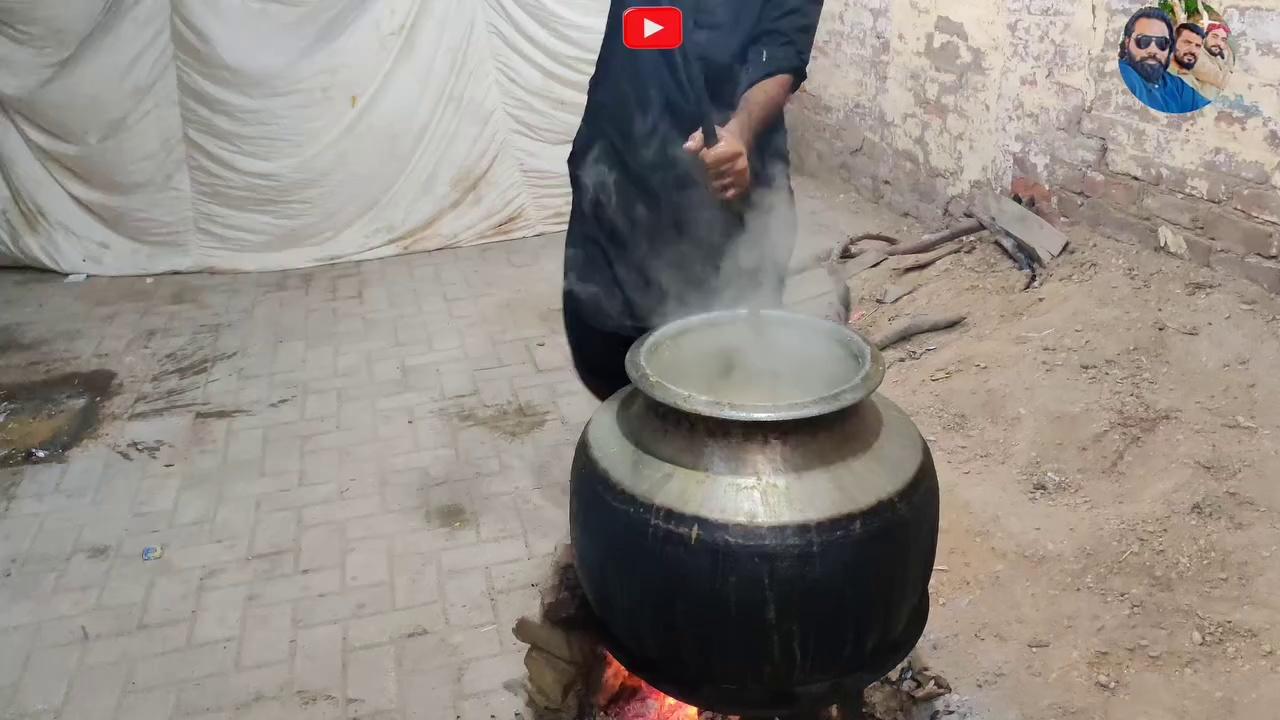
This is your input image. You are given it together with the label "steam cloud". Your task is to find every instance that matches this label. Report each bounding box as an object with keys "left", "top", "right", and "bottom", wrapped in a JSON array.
[{"left": 567, "top": 107, "right": 797, "bottom": 331}]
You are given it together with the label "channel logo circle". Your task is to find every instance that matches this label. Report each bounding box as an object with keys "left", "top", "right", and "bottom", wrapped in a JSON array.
[{"left": 622, "top": 7, "right": 684, "bottom": 50}]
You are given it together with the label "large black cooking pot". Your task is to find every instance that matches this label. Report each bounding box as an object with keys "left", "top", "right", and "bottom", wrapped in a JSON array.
[{"left": 569, "top": 309, "right": 939, "bottom": 717}]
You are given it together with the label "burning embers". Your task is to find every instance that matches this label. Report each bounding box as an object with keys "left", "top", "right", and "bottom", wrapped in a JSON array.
[
  {"left": 595, "top": 654, "right": 707, "bottom": 720},
  {"left": 515, "top": 626, "right": 716, "bottom": 720}
]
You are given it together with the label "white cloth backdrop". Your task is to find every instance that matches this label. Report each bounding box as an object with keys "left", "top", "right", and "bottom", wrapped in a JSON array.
[{"left": 0, "top": 0, "right": 607, "bottom": 274}]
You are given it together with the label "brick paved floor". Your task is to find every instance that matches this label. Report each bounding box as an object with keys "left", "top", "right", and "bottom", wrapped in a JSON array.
[
  {"left": 0, "top": 234, "right": 584, "bottom": 720},
  {"left": 0, "top": 181, "right": 910, "bottom": 720}
]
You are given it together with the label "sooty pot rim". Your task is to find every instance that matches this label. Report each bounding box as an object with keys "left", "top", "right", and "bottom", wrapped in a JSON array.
[{"left": 624, "top": 309, "right": 886, "bottom": 422}]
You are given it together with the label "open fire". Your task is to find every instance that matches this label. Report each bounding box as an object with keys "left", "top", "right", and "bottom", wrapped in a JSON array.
[
  {"left": 589, "top": 651, "right": 950, "bottom": 720},
  {"left": 594, "top": 652, "right": 706, "bottom": 720}
]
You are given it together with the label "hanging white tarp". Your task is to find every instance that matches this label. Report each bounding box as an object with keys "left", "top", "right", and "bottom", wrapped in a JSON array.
[{"left": 0, "top": 0, "right": 606, "bottom": 274}]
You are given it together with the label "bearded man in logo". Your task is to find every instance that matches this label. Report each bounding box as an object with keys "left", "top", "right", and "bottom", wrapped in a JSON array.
[{"left": 1116, "top": 7, "right": 1210, "bottom": 114}]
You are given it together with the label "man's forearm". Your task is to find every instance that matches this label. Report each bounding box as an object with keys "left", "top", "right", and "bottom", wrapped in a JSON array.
[{"left": 724, "top": 74, "right": 795, "bottom": 150}]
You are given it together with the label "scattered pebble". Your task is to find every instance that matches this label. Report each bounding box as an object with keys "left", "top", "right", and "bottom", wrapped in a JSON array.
[
  {"left": 1226, "top": 416, "right": 1259, "bottom": 430},
  {"left": 1095, "top": 674, "right": 1116, "bottom": 689},
  {"left": 1192, "top": 630, "right": 1204, "bottom": 646}
]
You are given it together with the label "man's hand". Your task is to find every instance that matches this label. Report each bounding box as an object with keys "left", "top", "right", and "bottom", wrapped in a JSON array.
[
  {"left": 683, "top": 124, "right": 751, "bottom": 202},
  {"left": 681, "top": 75, "right": 796, "bottom": 202}
]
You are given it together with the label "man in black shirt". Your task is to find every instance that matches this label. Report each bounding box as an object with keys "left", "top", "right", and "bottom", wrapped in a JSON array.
[{"left": 563, "top": 0, "right": 825, "bottom": 400}]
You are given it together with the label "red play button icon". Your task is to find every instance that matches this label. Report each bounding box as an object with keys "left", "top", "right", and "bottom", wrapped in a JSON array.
[{"left": 622, "top": 6, "right": 683, "bottom": 50}]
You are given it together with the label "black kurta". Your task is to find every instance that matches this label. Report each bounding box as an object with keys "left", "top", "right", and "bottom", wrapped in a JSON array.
[{"left": 563, "top": 0, "right": 824, "bottom": 335}]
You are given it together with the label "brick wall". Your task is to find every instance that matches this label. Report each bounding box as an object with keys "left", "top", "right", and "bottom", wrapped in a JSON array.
[{"left": 790, "top": 0, "right": 1280, "bottom": 292}]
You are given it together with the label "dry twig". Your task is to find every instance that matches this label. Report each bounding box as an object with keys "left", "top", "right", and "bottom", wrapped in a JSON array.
[
  {"left": 874, "top": 315, "right": 967, "bottom": 350},
  {"left": 890, "top": 243, "right": 964, "bottom": 273}
]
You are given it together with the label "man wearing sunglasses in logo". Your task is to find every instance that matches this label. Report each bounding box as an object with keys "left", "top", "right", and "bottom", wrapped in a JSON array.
[{"left": 1117, "top": 7, "right": 1210, "bottom": 115}]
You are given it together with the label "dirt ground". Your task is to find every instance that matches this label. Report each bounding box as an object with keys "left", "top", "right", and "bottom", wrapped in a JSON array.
[
  {"left": 793, "top": 179, "right": 1280, "bottom": 720},
  {"left": 2, "top": 177, "right": 1276, "bottom": 720}
]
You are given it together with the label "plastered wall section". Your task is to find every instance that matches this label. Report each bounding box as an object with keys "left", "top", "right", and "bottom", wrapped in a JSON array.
[{"left": 789, "top": 0, "right": 1280, "bottom": 292}]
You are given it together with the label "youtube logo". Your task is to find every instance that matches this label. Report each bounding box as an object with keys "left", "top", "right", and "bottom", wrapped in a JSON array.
[{"left": 622, "top": 6, "right": 683, "bottom": 50}]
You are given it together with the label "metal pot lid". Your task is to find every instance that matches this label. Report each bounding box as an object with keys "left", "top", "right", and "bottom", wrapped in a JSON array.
[{"left": 625, "top": 309, "right": 885, "bottom": 422}]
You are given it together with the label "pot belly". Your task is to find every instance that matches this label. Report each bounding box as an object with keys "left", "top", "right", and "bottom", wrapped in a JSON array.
[{"left": 569, "top": 428, "right": 939, "bottom": 715}]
